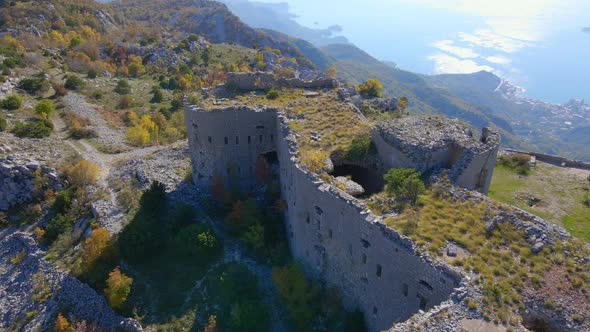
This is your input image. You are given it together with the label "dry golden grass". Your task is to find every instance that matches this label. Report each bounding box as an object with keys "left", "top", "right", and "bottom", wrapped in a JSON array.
[
  {"left": 204, "top": 88, "right": 373, "bottom": 170},
  {"left": 386, "top": 193, "right": 590, "bottom": 325}
]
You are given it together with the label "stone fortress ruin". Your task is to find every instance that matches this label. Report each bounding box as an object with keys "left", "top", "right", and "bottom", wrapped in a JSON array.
[{"left": 185, "top": 100, "right": 500, "bottom": 331}]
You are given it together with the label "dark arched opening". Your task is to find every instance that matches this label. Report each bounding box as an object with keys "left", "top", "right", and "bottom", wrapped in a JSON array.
[{"left": 330, "top": 164, "right": 384, "bottom": 196}]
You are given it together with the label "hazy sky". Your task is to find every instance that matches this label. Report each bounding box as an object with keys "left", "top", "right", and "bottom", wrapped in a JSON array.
[{"left": 254, "top": 0, "right": 590, "bottom": 102}]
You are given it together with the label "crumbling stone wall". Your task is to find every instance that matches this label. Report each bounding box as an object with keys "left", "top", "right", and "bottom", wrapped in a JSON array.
[
  {"left": 226, "top": 72, "right": 338, "bottom": 91},
  {"left": 373, "top": 118, "right": 500, "bottom": 194},
  {"left": 184, "top": 105, "right": 278, "bottom": 191},
  {"left": 185, "top": 106, "right": 462, "bottom": 331}
]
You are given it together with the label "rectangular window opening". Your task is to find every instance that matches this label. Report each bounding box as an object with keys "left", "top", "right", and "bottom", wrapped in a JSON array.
[
  {"left": 208, "top": 136, "right": 212, "bottom": 144},
  {"left": 376, "top": 264, "right": 382, "bottom": 277},
  {"left": 224, "top": 137, "right": 228, "bottom": 145}
]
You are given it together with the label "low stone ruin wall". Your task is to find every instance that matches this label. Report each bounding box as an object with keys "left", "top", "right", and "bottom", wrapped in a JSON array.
[
  {"left": 0, "top": 154, "right": 60, "bottom": 211},
  {"left": 503, "top": 149, "right": 590, "bottom": 170},
  {"left": 226, "top": 72, "right": 338, "bottom": 91}
]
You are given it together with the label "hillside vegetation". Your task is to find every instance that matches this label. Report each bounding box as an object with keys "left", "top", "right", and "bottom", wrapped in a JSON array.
[{"left": 490, "top": 159, "right": 590, "bottom": 241}]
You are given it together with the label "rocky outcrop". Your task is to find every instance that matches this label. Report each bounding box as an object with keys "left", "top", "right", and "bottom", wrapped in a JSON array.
[
  {"left": 334, "top": 176, "right": 365, "bottom": 196},
  {"left": 0, "top": 153, "right": 60, "bottom": 211},
  {"left": 226, "top": 72, "right": 338, "bottom": 91},
  {"left": 0, "top": 232, "right": 141, "bottom": 331}
]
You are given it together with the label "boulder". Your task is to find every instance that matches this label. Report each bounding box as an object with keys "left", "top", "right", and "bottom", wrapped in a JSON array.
[{"left": 335, "top": 176, "right": 365, "bottom": 196}]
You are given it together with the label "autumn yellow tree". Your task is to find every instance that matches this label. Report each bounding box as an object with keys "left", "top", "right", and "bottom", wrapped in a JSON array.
[
  {"left": 66, "top": 160, "right": 100, "bottom": 187},
  {"left": 127, "top": 55, "right": 145, "bottom": 78},
  {"left": 81, "top": 227, "right": 110, "bottom": 270},
  {"left": 55, "top": 313, "right": 70, "bottom": 332},
  {"left": 299, "top": 149, "right": 328, "bottom": 173},
  {"left": 324, "top": 66, "right": 337, "bottom": 79},
  {"left": 126, "top": 126, "right": 150, "bottom": 146},
  {"left": 104, "top": 267, "right": 133, "bottom": 309},
  {"left": 358, "top": 78, "right": 383, "bottom": 98}
]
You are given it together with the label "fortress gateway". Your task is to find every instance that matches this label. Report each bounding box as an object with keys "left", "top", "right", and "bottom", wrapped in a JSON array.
[{"left": 185, "top": 105, "right": 500, "bottom": 331}]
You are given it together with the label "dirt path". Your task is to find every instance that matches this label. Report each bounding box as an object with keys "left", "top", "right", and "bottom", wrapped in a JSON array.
[{"left": 53, "top": 108, "right": 176, "bottom": 233}]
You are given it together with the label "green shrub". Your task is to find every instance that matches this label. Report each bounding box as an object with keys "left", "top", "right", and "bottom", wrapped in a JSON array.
[
  {"left": 11, "top": 118, "right": 54, "bottom": 138},
  {"left": 19, "top": 77, "right": 49, "bottom": 94},
  {"left": 384, "top": 168, "right": 426, "bottom": 205},
  {"left": 1, "top": 93, "right": 22, "bottom": 110},
  {"left": 65, "top": 75, "right": 85, "bottom": 91},
  {"left": 3, "top": 57, "right": 18, "bottom": 68},
  {"left": 0, "top": 115, "right": 6, "bottom": 132},
  {"left": 174, "top": 223, "right": 221, "bottom": 258},
  {"left": 150, "top": 86, "right": 163, "bottom": 103},
  {"left": 497, "top": 154, "right": 531, "bottom": 175},
  {"left": 45, "top": 213, "right": 73, "bottom": 243},
  {"left": 70, "top": 127, "right": 97, "bottom": 139},
  {"left": 87, "top": 68, "right": 97, "bottom": 79},
  {"left": 343, "top": 136, "right": 375, "bottom": 161},
  {"left": 34, "top": 100, "right": 55, "bottom": 117},
  {"left": 272, "top": 263, "right": 318, "bottom": 331},
  {"left": 52, "top": 190, "right": 73, "bottom": 215},
  {"left": 266, "top": 89, "right": 279, "bottom": 100},
  {"left": 115, "top": 79, "right": 131, "bottom": 95}
]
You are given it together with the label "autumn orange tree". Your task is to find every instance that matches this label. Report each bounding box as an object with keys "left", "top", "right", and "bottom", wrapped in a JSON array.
[
  {"left": 104, "top": 267, "right": 133, "bottom": 309},
  {"left": 54, "top": 313, "right": 70, "bottom": 332},
  {"left": 81, "top": 227, "right": 110, "bottom": 271}
]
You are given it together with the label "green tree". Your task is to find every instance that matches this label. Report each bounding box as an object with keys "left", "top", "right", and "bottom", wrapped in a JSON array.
[
  {"left": 45, "top": 214, "right": 73, "bottom": 243},
  {"left": 384, "top": 168, "right": 426, "bottom": 205},
  {"left": 242, "top": 223, "right": 264, "bottom": 249},
  {"left": 224, "top": 199, "right": 262, "bottom": 233},
  {"left": 175, "top": 223, "right": 220, "bottom": 258},
  {"left": 1, "top": 93, "right": 22, "bottom": 110},
  {"left": 65, "top": 75, "right": 85, "bottom": 91},
  {"left": 151, "top": 86, "right": 163, "bottom": 103},
  {"left": 34, "top": 100, "right": 55, "bottom": 118},
  {"left": 115, "top": 79, "right": 131, "bottom": 94},
  {"left": 0, "top": 114, "right": 6, "bottom": 132},
  {"left": 272, "top": 263, "right": 318, "bottom": 331},
  {"left": 358, "top": 78, "right": 383, "bottom": 98},
  {"left": 266, "top": 89, "right": 279, "bottom": 100}
]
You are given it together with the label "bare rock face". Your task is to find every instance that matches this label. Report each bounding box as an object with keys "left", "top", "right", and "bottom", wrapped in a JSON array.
[
  {"left": 0, "top": 232, "right": 142, "bottom": 331},
  {"left": 335, "top": 176, "right": 365, "bottom": 196},
  {"left": 0, "top": 153, "right": 61, "bottom": 211}
]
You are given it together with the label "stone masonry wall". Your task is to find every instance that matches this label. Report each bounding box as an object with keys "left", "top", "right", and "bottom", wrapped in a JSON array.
[
  {"left": 184, "top": 105, "right": 278, "bottom": 191},
  {"left": 372, "top": 126, "right": 500, "bottom": 194},
  {"left": 185, "top": 106, "right": 462, "bottom": 332}
]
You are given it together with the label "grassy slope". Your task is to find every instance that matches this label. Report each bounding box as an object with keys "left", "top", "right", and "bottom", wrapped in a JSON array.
[{"left": 489, "top": 162, "right": 590, "bottom": 241}]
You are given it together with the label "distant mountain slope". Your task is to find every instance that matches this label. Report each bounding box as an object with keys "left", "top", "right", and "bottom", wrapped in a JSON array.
[
  {"left": 320, "top": 44, "right": 519, "bottom": 139},
  {"left": 0, "top": 0, "right": 118, "bottom": 33},
  {"left": 219, "top": 0, "right": 349, "bottom": 46},
  {"left": 110, "top": 0, "right": 315, "bottom": 69}
]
